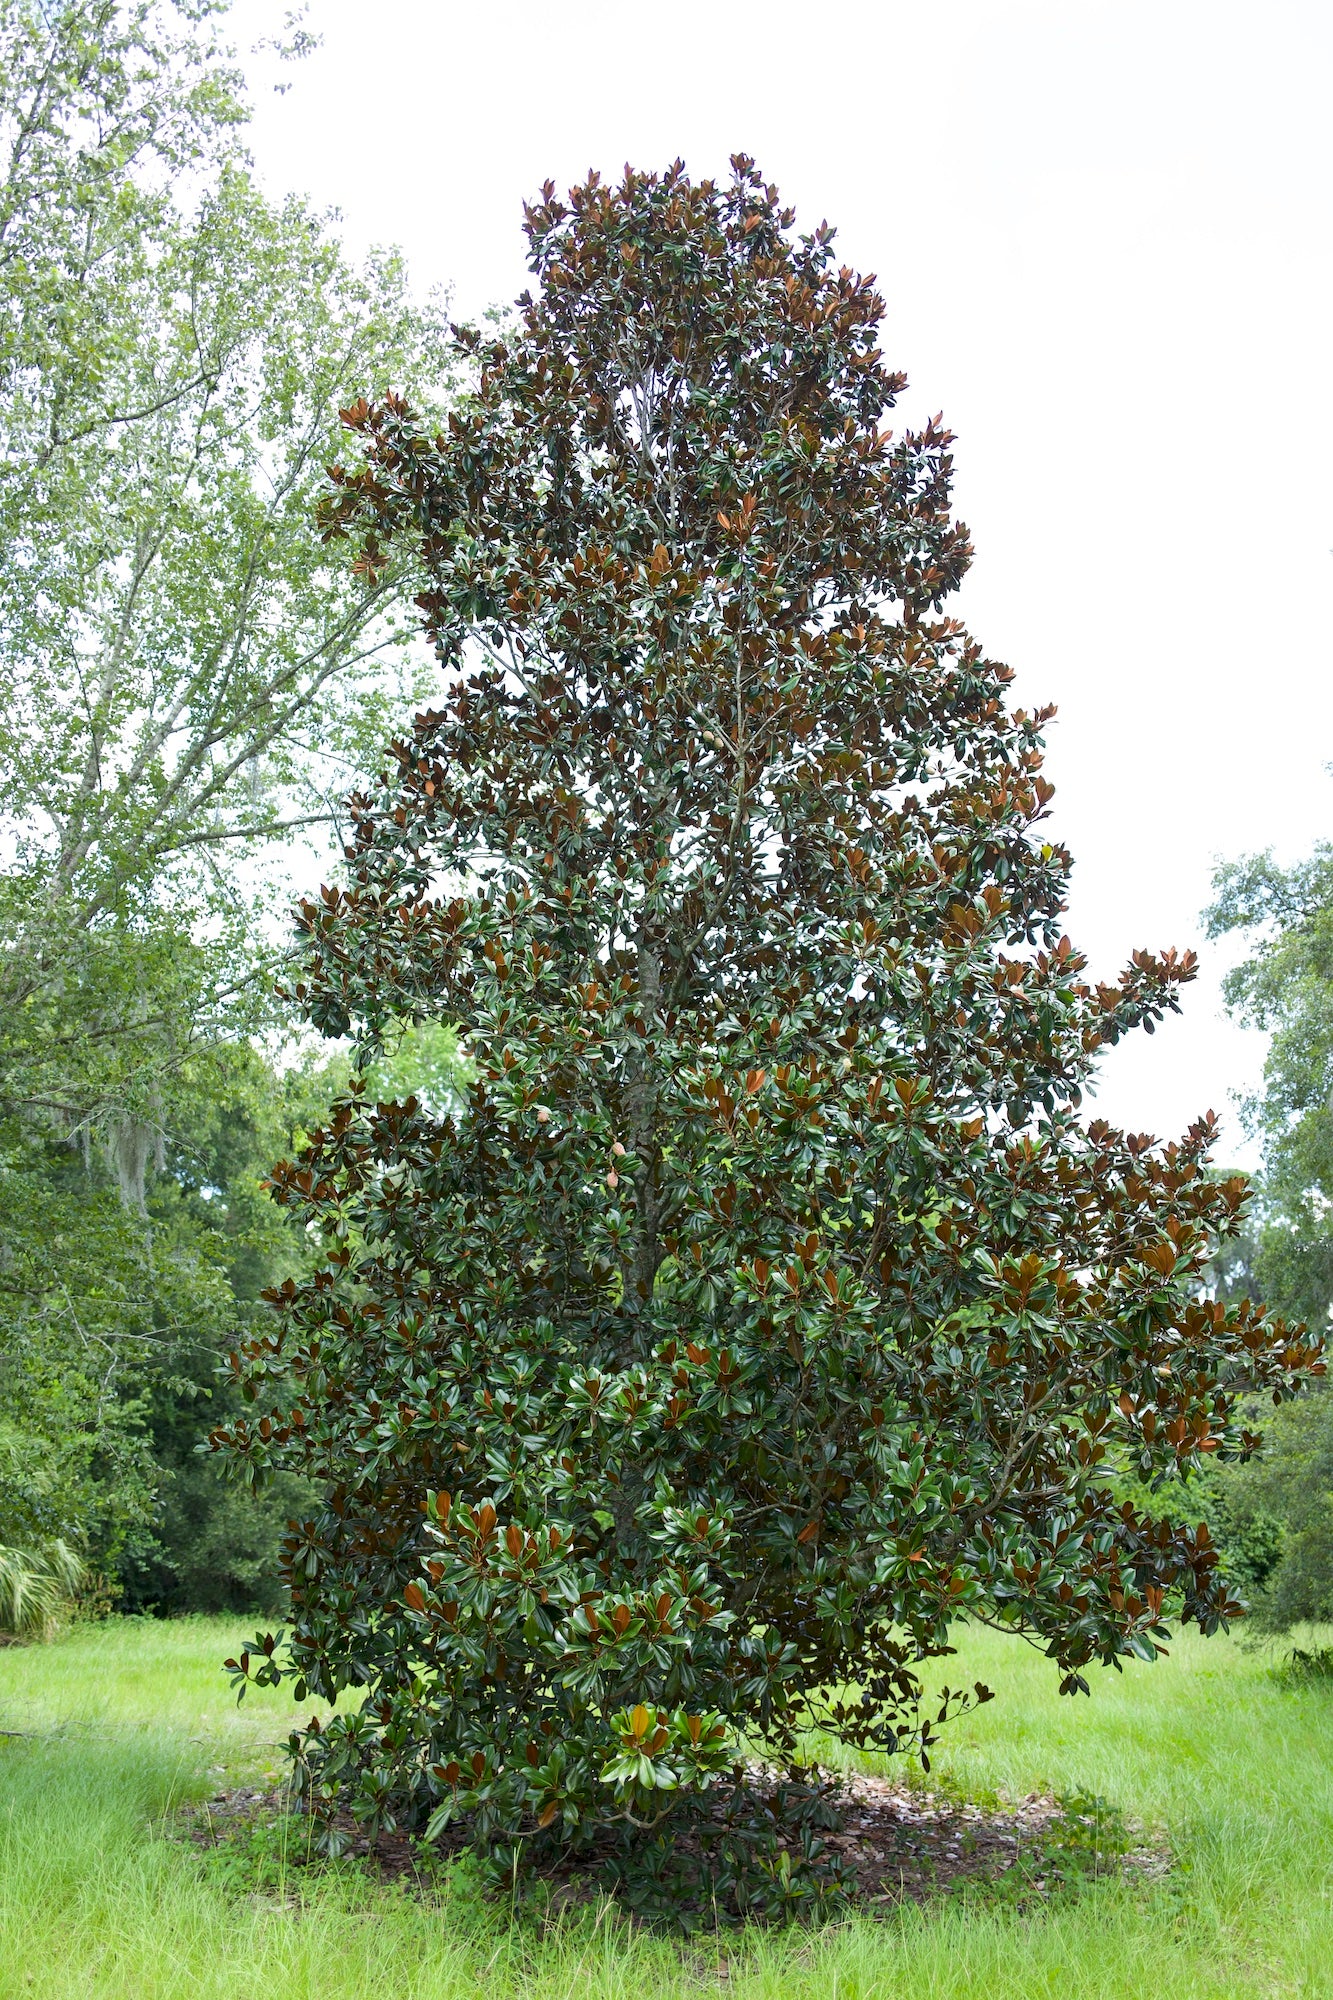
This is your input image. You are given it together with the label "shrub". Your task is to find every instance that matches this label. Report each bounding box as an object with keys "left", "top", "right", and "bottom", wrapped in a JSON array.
[
  {"left": 0, "top": 1540, "right": 84, "bottom": 1640},
  {"left": 1209, "top": 1383, "right": 1333, "bottom": 1628},
  {"left": 216, "top": 161, "right": 1322, "bottom": 1911},
  {"left": 1273, "top": 1644, "right": 1333, "bottom": 1686}
]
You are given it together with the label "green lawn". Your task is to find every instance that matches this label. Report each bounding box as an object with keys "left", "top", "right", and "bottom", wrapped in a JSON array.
[{"left": 1, "top": 1615, "right": 1330, "bottom": 1998}]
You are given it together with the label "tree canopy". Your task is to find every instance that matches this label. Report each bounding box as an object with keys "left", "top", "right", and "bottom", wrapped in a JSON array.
[{"left": 219, "top": 161, "right": 1321, "bottom": 1915}]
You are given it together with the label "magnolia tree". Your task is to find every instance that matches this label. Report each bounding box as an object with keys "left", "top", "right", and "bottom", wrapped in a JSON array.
[{"left": 219, "top": 161, "right": 1321, "bottom": 1915}]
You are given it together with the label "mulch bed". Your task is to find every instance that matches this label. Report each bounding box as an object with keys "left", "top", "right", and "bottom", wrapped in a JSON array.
[
  {"left": 819, "top": 1772, "right": 1165, "bottom": 1904},
  {"left": 175, "top": 1771, "right": 1168, "bottom": 1914}
]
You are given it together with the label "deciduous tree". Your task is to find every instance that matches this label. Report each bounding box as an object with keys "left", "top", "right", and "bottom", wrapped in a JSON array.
[
  {"left": 0, "top": 0, "right": 451, "bottom": 1575},
  {"left": 0, "top": 0, "right": 452, "bottom": 1152}
]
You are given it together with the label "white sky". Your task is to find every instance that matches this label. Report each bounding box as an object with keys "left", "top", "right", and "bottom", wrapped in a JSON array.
[{"left": 230, "top": 0, "right": 1333, "bottom": 1165}]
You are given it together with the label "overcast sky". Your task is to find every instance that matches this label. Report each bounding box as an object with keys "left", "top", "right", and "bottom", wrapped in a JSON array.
[{"left": 230, "top": 0, "right": 1333, "bottom": 1163}]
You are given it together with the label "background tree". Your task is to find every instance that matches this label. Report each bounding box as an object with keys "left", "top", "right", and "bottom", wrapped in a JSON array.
[
  {"left": 114, "top": 1025, "right": 467, "bottom": 1613},
  {"left": 1206, "top": 846, "right": 1333, "bottom": 1325},
  {"left": 1199, "top": 844, "right": 1333, "bottom": 1628},
  {"left": 0, "top": 0, "right": 453, "bottom": 1146},
  {"left": 0, "top": 0, "right": 454, "bottom": 1588},
  {"left": 218, "top": 160, "right": 1320, "bottom": 1916}
]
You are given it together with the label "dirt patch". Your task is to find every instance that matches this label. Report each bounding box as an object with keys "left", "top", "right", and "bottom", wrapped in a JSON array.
[
  {"left": 819, "top": 1772, "right": 1166, "bottom": 1904},
  {"left": 174, "top": 1771, "right": 1168, "bottom": 1915},
  {"left": 178, "top": 1784, "right": 444, "bottom": 1892}
]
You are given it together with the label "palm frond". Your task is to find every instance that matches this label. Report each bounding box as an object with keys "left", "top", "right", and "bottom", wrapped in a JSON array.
[{"left": 0, "top": 1541, "right": 86, "bottom": 1638}]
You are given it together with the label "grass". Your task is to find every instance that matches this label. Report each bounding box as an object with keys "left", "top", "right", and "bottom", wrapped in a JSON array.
[{"left": 1, "top": 1616, "right": 1331, "bottom": 1997}]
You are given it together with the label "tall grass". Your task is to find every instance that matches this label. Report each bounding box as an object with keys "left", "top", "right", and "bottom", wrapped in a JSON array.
[{"left": 1, "top": 1616, "right": 1330, "bottom": 1997}]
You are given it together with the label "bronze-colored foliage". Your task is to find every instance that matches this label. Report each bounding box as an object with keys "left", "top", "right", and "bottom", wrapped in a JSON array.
[{"left": 216, "top": 160, "right": 1321, "bottom": 1915}]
